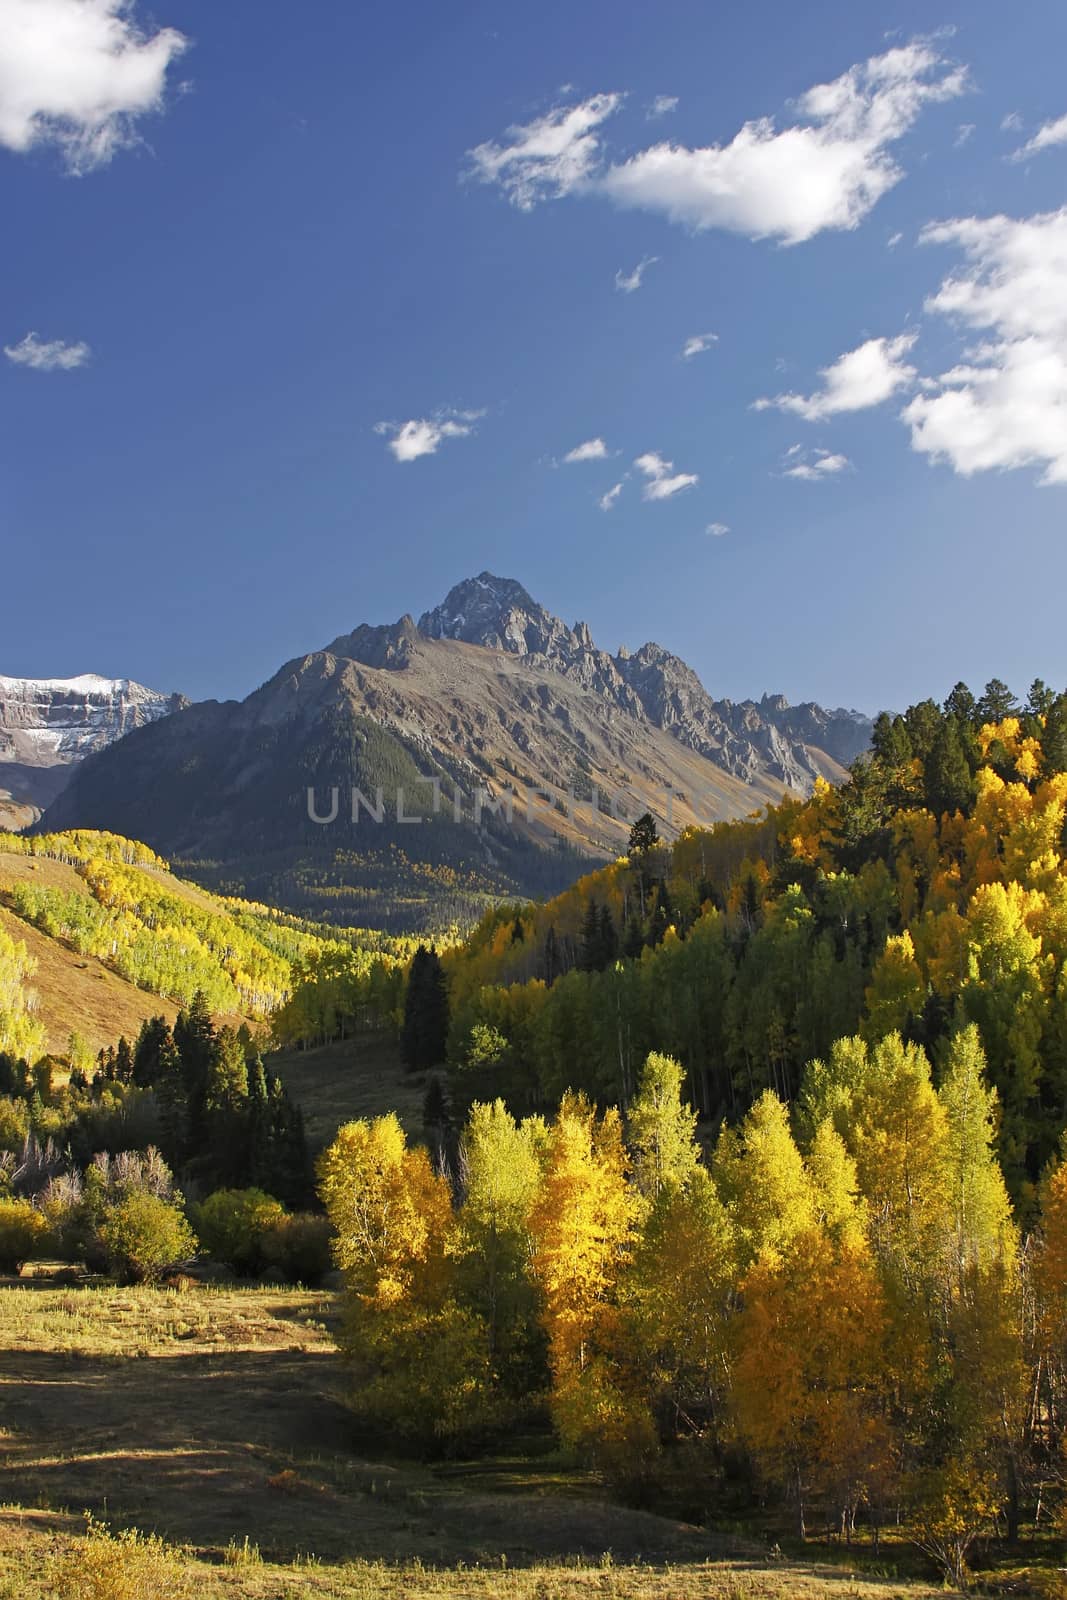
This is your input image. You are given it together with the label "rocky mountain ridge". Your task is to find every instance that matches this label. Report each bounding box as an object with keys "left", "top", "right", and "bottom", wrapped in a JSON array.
[
  {"left": 0, "top": 675, "right": 185, "bottom": 829},
  {"left": 415, "top": 572, "right": 872, "bottom": 789},
  {"left": 37, "top": 577, "right": 872, "bottom": 930}
]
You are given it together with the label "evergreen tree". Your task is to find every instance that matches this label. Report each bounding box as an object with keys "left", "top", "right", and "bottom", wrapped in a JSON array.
[
  {"left": 629, "top": 812, "right": 660, "bottom": 920},
  {"left": 400, "top": 946, "right": 450, "bottom": 1071},
  {"left": 132, "top": 1017, "right": 172, "bottom": 1089},
  {"left": 114, "top": 1037, "right": 133, "bottom": 1085},
  {"left": 628, "top": 812, "right": 660, "bottom": 856},
  {"left": 1041, "top": 692, "right": 1067, "bottom": 777},
  {"left": 578, "top": 900, "right": 603, "bottom": 973},
  {"left": 926, "top": 716, "right": 976, "bottom": 818},
  {"left": 174, "top": 992, "right": 216, "bottom": 1145},
  {"left": 597, "top": 904, "right": 617, "bottom": 966},
  {"left": 541, "top": 925, "right": 560, "bottom": 985},
  {"left": 904, "top": 699, "right": 943, "bottom": 763},
  {"left": 944, "top": 682, "right": 977, "bottom": 727},
  {"left": 977, "top": 678, "right": 1019, "bottom": 724},
  {"left": 872, "top": 710, "right": 913, "bottom": 766},
  {"left": 245, "top": 1054, "right": 272, "bottom": 1189}
]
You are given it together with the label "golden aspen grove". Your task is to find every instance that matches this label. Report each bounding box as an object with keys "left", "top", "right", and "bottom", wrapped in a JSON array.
[{"left": 308, "top": 683, "right": 1067, "bottom": 1585}]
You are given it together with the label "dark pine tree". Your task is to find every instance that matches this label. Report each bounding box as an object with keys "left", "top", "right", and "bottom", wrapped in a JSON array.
[
  {"left": 871, "top": 711, "right": 913, "bottom": 767},
  {"left": 943, "top": 682, "right": 977, "bottom": 727},
  {"left": 926, "top": 716, "right": 976, "bottom": 818},
  {"left": 578, "top": 900, "right": 603, "bottom": 972},
  {"left": 598, "top": 904, "right": 618, "bottom": 965},
  {"left": 132, "top": 1016, "right": 172, "bottom": 1089},
  {"left": 977, "top": 678, "right": 1019, "bottom": 724},
  {"left": 540, "top": 924, "right": 561, "bottom": 985},
  {"left": 400, "top": 946, "right": 450, "bottom": 1071},
  {"left": 1042, "top": 693, "right": 1067, "bottom": 778},
  {"left": 114, "top": 1037, "right": 133, "bottom": 1085},
  {"left": 174, "top": 991, "right": 217, "bottom": 1147}
]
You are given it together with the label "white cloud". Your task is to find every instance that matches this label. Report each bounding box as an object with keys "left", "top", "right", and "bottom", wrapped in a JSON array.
[
  {"left": 374, "top": 408, "right": 483, "bottom": 463},
  {"left": 783, "top": 447, "right": 851, "bottom": 480},
  {"left": 682, "top": 331, "right": 718, "bottom": 359},
  {"left": 1011, "top": 113, "right": 1067, "bottom": 162},
  {"left": 887, "top": 231, "right": 904, "bottom": 248},
  {"left": 706, "top": 521, "right": 730, "bottom": 536},
  {"left": 955, "top": 122, "right": 975, "bottom": 147},
  {"left": 0, "top": 0, "right": 188, "bottom": 174},
  {"left": 599, "top": 42, "right": 967, "bottom": 245},
  {"left": 634, "top": 450, "right": 698, "bottom": 500},
  {"left": 754, "top": 333, "right": 918, "bottom": 420},
  {"left": 901, "top": 207, "right": 1067, "bottom": 484},
  {"left": 599, "top": 480, "right": 625, "bottom": 511},
  {"left": 563, "top": 437, "right": 608, "bottom": 463},
  {"left": 647, "top": 95, "right": 679, "bottom": 120},
  {"left": 1001, "top": 111, "right": 1023, "bottom": 133},
  {"left": 465, "top": 91, "right": 622, "bottom": 210},
  {"left": 4, "top": 330, "right": 90, "bottom": 370},
  {"left": 615, "top": 255, "right": 658, "bottom": 292}
]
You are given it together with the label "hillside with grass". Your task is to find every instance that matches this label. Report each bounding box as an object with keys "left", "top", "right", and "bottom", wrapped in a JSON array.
[{"left": 0, "top": 829, "right": 413, "bottom": 1059}]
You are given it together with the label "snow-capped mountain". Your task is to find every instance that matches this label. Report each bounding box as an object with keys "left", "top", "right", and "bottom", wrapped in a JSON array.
[{"left": 0, "top": 675, "right": 185, "bottom": 829}]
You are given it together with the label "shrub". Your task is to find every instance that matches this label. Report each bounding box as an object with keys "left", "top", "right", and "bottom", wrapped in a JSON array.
[
  {"left": 0, "top": 1196, "right": 50, "bottom": 1272},
  {"left": 99, "top": 1192, "right": 197, "bottom": 1284},
  {"left": 261, "top": 1212, "right": 333, "bottom": 1285},
  {"left": 192, "top": 1187, "right": 286, "bottom": 1276},
  {"left": 47, "top": 1517, "right": 189, "bottom": 1600}
]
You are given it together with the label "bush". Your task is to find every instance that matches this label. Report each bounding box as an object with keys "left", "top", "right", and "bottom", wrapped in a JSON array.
[
  {"left": 261, "top": 1212, "right": 333, "bottom": 1285},
  {"left": 99, "top": 1192, "right": 197, "bottom": 1284},
  {"left": 47, "top": 1517, "right": 189, "bottom": 1600},
  {"left": 0, "top": 1196, "right": 50, "bottom": 1272},
  {"left": 192, "top": 1187, "right": 285, "bottom": 1276}
]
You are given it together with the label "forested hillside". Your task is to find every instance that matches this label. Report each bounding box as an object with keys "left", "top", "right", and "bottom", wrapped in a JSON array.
[
  {"left": 306, "top": 678, "right": 1067, "bottom": 1579},
  {"left": 426, "top": 679, "right": 1067, "bottom": 1210}
]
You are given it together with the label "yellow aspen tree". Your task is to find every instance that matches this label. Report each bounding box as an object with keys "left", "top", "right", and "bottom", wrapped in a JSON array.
[
  {"left": 713, "top": 1090, "right": 815, "bottom": 1268},
  {"left": 319, "top": 1115, "right": 493, "bottom": 1445},
  {"left": 455, "top": 1100, "right": 547, "bottom": 1389},
  {"left": 937, "top": 1025, "right": 1016, "bottom": 1285},
  {"left": 318, "top": 1113, "right": 451, "bottom": 1306},
  {"left": 626, "top": 1051, "right": 699, "bottom": 1201},
  {"left": 529, "top": 1091, "right": 637, "bottom": 1377},
  {"left": 528, "top": 1092, "right": 650, "bottom": 1474},
  {"left": 806, "top": 1118, "right": 867, "bottom": 1248},
  {"left": 862, "top": 931, "right": 926, "bottom": 1042},
  {"left": 732, "top": 1227, "right": 891, "bottom": 1541}
]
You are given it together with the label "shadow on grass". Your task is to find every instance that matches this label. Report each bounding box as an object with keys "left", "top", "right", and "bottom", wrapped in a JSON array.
[{"left": 0, "top": 1343, "right": 732, "bottom": 1570}]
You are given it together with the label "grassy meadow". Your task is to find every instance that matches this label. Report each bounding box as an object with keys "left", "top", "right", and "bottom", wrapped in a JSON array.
[{"left": 0, "top": 1281, "right": 968, "bottom": 1600}]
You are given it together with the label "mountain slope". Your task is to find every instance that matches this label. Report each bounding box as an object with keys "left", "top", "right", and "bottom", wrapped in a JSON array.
[
  {"left": 0, "top": 675, "right": 185, "bottom": 830},
  {"left": 39, "top": 576, "right": 871, "bottom": 930}
]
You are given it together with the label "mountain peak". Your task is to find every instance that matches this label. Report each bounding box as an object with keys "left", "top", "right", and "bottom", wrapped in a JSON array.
[{"left": 417, "top": 572, "right": 562, "bottom": 655}]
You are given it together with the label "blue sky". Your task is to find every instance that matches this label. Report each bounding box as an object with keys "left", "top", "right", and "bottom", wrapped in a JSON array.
[{"left": 2, "top": 0, "right": 1066, "bottom": 714}]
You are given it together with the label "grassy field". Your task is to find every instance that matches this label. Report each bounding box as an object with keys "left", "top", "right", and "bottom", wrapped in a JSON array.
[
  {"left": 267, "top": 1030, "right": 426, "bottom": 1149},
  {"left": 0, "top": 1283, "right": 962, "bottom": 1600}
]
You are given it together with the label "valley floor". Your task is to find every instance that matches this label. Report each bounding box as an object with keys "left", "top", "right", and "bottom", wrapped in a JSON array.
[{"left": 0, "top": 1283, "right": 957, "bottom": 1600}]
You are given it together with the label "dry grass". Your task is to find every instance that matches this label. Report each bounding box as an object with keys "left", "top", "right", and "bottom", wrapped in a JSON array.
[
  {"left": 0, "top": 1512, "right": 958, "bottom": 1600},
  {"left": 267, "top": 1030, "right": 426, "bottom": 1147},
  {"left": 0, "top": 1284, "right": 956, "bottom": 1600}
]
